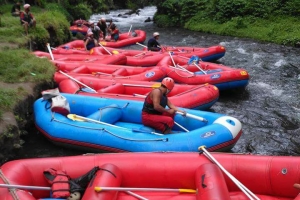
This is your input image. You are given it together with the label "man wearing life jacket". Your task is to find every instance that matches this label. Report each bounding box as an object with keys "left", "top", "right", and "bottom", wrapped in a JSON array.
[
  {"left": 142, "top": 77, "right": 186, "bottom": 134},
  {"left": 20, "top": 4, "right": 36, "bottom": 35},
  {"left": 84, "top": 32, "right": 98, "bottom": 51},
  {"left": 147, "top": 32, "right": 161, "bottom": 51},
  {"left": 87, "top": 22, "right": 101, "bottom": 42}
]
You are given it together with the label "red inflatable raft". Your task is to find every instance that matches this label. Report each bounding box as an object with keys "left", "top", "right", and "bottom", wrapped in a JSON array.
[
  {"left": 57, "top": 77, "right": 219, "bottom": 110},
  {"left": 53, "top": 66, "right": 166, "bottom": 82},
  {"left": 99, "top": 29, "right": 147, "bottom": 48},
  {"left": 0, "top": 152, "right": 299, "bottom": 200},
  {"left": 158, "top": 55, "right": 250, "bottom": 91},
  {"left": 32, "top": 51, "right": 127, "bottom": 65},
  {"left": 90, "top": 45, "right": 226, "bottom": 66},
  {"left": 51, "top": 61, "right": 149, "bottom": 73},
  {"left": 69, "top": 24, "right": 89, "bottom": 36}
]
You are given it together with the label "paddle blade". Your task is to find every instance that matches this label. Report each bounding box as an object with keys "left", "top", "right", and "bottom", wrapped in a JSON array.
[{"left": 67, "top": 114, "right": 85, "bottom": 122}]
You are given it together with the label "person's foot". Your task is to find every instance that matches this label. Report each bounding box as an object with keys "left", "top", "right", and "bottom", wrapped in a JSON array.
[{"left": 163, "top": 127, "right": 172, "bottom": 134}]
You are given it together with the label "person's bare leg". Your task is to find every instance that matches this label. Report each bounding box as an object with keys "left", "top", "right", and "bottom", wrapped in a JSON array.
[
  {"left": 24, "top": 23, "right": 28, "bottom": 35},
  {"left": 32, "top": 19, "right": 36, "bottom": 28}
]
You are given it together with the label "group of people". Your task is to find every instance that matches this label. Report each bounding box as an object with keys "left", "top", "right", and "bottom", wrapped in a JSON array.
[
  {"left": 11, "top": 2, "right": 36, "bottom": 35},
  {"left": 84, "top": 18, "right": 120, "bottom": 51}
]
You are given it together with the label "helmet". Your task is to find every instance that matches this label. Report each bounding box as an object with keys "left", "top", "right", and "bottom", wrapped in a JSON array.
[
  {"left": 161, "top": 77, "right": 174, "bottom": 90},
  {"left": 153, "top": 32, "right": 160, "bottom": 37},
  {"left": 24, "top": 4, "right": 30, "bottom": 9},
  {"left": 100, "top": 18, "right": 106, "bottom": 22}
]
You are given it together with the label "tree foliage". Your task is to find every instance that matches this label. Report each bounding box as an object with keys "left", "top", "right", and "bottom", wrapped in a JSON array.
[{"left": 155, "top": 0, "right": 300, "bottom": 26}]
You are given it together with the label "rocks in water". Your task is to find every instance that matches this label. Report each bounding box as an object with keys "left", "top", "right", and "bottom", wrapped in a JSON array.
[{"left": 145, "top": 17, "right": 152, "bottom": 23}]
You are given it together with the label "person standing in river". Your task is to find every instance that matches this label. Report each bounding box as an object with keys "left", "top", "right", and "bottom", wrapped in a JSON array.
[{"left": 147, "top": 32, "right": 161, "bottom": 51}]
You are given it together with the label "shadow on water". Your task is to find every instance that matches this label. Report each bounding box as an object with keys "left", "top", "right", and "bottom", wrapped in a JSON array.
[{"left": 14, "top": 6, "right": 300, "bottom": 161}]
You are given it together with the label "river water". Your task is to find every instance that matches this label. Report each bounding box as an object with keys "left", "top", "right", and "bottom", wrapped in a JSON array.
[{"left": 16, "top": 6, "right": 300, "bottom": 160}]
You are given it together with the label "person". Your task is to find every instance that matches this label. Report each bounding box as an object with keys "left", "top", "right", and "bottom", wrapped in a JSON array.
[
  {"left": 87, "top": 22, "right": 101, "bottom": 42},
  {"left": 107, "top": 23, "right": 119, "bottom": 42},
  {"left": 20, "top": 4, "right": 36, "bottom": 35},
  {"left": 141, "top": 77, "right": 186, "bottom": 134},
  {"left": 11, "top": 1, "right": 21, "bottom": 16},
  {"left": 84, "top": 32, "right": 98, "bottom": 51},
  {"left": 147, "top": 32, "right": 161, "bottom": 51},
  {"left": 97, "top": 18, "right": 108, "bottom": 40}
]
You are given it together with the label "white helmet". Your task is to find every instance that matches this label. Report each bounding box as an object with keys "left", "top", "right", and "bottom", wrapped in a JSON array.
[
  {"left": 153, "top": 32, "right": 160, "bottom": 37},
  {"left": 24, "top": 4, "right": 30, "bottom": 9}
]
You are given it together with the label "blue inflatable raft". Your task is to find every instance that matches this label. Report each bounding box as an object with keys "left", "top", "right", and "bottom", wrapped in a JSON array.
[{"left": 34, "top": 93, "right": 242, "bottom": 152}]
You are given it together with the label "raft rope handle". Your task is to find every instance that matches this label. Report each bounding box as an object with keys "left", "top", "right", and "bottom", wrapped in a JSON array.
[
  {"left": 103, "top": 129, "right": 168, "bottom": 142},
  {"left": 166, "top": 70, "right": 194, "bottom": 78},
  {"left": 52, "top": 118, "right": 168, "bottom": 142}
]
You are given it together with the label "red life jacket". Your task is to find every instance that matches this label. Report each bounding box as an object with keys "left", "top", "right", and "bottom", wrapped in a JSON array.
[{"left": 44, "top": 168, "right": 70, "bottom": 198}]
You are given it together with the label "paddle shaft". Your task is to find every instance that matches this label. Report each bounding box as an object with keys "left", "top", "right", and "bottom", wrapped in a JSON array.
[
  {"left": 128, "top": 25, "right": 132, "bottom": 35},
  {"left": 0, "top": 184, "right": 51, "bottom": 191},
  {"left": 95, "top": 186, "right": 196, "bottom": 193},
  {"left": 46, "top": 43, "right": 55, "bottom": 61},
  {"left": 59, "top": 70, "right": 97, "bottom": 93},
  {"left": 193, "top": 62, "right": 207, "bottom": 74},
  {"left": 99, "top": 43, "right": 112, "bottom": 55},
  {"left": 136, "top": 42, "right": 147, "bottom": 48},
  {"left": 199, "top": 146, "right": 260, "bottom": 200},
  {"left": 176, "top": 111, "right": 207, "bottom": 122}
]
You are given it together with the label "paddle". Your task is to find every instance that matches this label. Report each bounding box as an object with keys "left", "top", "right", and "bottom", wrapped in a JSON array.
[
  {"left": 128, "top": 25, "right": 132, "bottom": 35},
  {"left": 67, "top": 114, "right": 163, "bottom": 136},
  {"left": 98, "top": 43, "right": 112, "bottom": 55},
  {"left": 174, "top": 121, "right": 189, "bottom": 132},
  {"left": 0, "top": 183, "right": 51, "bottom": 191},
  {"left": 134, "top": 52, "right": 147, "bottom": 57},
  {"left": 46, "top": 43, "right": 54, "bottom": 61},
  {"left": 95, "top": 186, "right": 196, "bottom": 193},
  {"left": 188, "top": 55, "right": 207, "bottom": 74},
  {"left": 59, "top": 70, "right": 97, "bottom": 93},
  {"left": 126, "top": 191, "right": 148, "bottom": 200},
  {"left": 136, "top": 42, "right": 147, "bottom": 48},
  {"left": 176, "top": 111, "right": 208, "bottom": 123},
  {"left": 0, "top": 183, "right": 148, "bottom": 200},
  {"left": 176, "top": 64, "right": 194, "bottom": 75},
  {"left": 169, "top": 52, "right": 177, "bottom": 67},
  {"left": 198, "top": 146, "right": 260, "bottom": 200}
]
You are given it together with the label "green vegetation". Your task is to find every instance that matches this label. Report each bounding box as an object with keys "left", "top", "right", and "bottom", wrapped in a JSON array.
[
  {"left": 0, "top": 4, "right": 59, "bottom": 117},
  {"left": 154, "top": 0, "right": 300, "bottom": 47}
]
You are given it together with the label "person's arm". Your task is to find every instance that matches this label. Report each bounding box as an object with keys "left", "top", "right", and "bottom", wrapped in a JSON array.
[
  {"left": 30, "top": 13, "right": 35, "bottom": 20},
  {"left": 155, "top": 40, "right": 160, "bottom": 46},
  {"left": 84, "top": 38, "right": 89, "bottom": 51},
  {"left": 20, "top": 13, "right": 27, "bottom": 24},
  {"left": 94, "top": 39, "right": 98, "bottom": 46},
  {"left": 167, "top": 99, "right": 186, "bottom": 115},
  {"left": 152, "top": 90, "right": 175, "bottom": 114}
]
